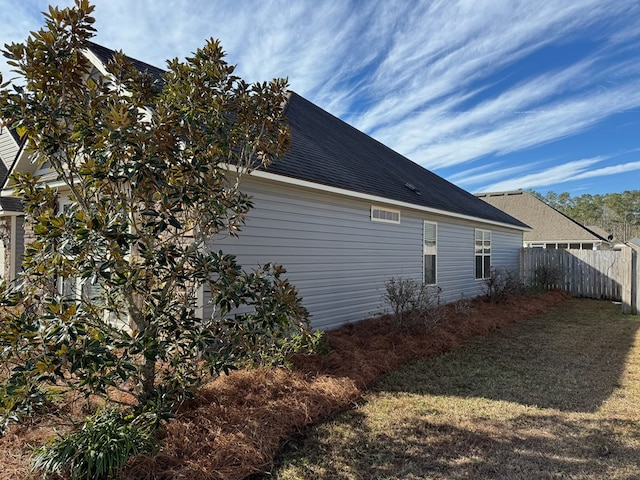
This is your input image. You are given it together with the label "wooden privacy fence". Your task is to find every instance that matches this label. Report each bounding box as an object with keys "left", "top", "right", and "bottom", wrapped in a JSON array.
[{"left": 522, "top": 246, "right": 639, "bottom": 314}]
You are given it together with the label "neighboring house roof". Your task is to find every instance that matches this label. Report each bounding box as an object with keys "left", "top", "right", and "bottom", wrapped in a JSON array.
[
  {"left": 586, "top": 225, "right": 619, "bottom": 243},
  {"left": 628, "top": 237, "right": 640, "bottom": 248},
  {"left": 4, "top": 42, "right": 529, "bottom": 230},
  {"left": 477, "top": 190, "right": 609, "bottom": 244},
  {"left": 586, "top": 225, "right": 609, "bottom": 239}
]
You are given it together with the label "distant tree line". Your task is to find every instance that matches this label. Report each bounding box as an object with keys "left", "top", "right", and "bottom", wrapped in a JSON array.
[{"left": 530, "top": 190, "right": 640, "bottom": 242}]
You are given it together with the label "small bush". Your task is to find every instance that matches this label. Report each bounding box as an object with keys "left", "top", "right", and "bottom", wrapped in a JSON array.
[
  {"left": 384, "top": 277, "right": 443, "bottom": 331},
  {"left": 453, "top": 294, "right": 473, "bottom": 316},
  {"left": 530, "top": 264, "right": 562, "bottom": 292},
  {"left": 483, "top": 268, "right": 524, "bottom": 303},
  {"left": 32, "top": 408, "right": 158, "bottom": 480}
]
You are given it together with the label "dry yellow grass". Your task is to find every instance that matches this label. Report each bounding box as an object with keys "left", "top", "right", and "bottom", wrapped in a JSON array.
[{"left": 270, "top": 298, "right": 640, "bottom": 479}]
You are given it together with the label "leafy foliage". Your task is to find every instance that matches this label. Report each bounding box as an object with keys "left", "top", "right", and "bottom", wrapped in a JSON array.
[
  {"left": 0, "top": 0, "right": 312, "bottom": 439},
  {"left": 32, "top": 408, "right": 158, "bottom": 480}
]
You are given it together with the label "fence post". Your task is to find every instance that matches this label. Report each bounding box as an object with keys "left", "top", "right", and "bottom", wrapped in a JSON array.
[
  {"left": 631, "top": 246, "right": 639, "bottom": 315},
  {"left": 621, "top": 246, "right": 633, "bottom": 314}
]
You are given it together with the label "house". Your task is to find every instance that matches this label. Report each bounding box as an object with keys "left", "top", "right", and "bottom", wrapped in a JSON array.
[
  {"left": 477, "top": 190, "right": 611, "bottom": 251},
  {"left": 0, "top": 126, "right": 25, "bottom": 282},
  {"left": 1, "top": 43, "right": 529, "bottom": 331}
]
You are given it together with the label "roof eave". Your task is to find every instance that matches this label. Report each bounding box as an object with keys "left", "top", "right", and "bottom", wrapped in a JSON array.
[{"left": 249, "top": 169, "right": 531, "bottom": 231}]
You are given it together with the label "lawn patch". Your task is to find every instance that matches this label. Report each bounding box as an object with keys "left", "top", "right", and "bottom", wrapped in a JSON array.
[{"left": 271, "top": 299, "right": 640, "bottom": 479}]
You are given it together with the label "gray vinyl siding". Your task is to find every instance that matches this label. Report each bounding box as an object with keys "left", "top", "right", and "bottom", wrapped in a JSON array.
[
  {"left": 202, "top": 176, "right": 524, "bottom": 331},
  {"left": 204, "top": 178, "right": 421, "bottom": 330},
  {"left": 436, "top": 222, "right": 523, "bottom": 303},
  {"left": 491, "top": 228, "right": 523, "bottom": 273},
  {"left": 437, "top": 222, "right": 480, "bottom": 302},
  {"left": 0, "top": 130, "right": 19, "bottom": 170}
]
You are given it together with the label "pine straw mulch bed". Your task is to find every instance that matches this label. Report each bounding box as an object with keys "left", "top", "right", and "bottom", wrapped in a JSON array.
[{"left": 0, "top": 290, "right": 569, "bottom": 480}]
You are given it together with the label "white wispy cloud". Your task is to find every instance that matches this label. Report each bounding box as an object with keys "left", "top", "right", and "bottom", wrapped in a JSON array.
[
  {"left": 411, "top": 80, "right": 640, "bottom": 169},
  {"left": 347, "top": 1, "right": 625, "bottom": 129},
  {"left": 478, "top": 157, "right": 640, "bottom": 193},
  {"left": 449, "top": 162, "right": 540, "bottom": 190},
  {"left": 572, "top": 161, "right": 640, "bottom": 181},
  {"left": 480, "top": 156, "right": 607, "bottom": 192}
]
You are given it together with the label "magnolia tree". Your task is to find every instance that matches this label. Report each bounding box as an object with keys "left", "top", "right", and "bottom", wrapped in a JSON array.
[{"left": 0, "top": 0, "right": 312, "bottom": 435}]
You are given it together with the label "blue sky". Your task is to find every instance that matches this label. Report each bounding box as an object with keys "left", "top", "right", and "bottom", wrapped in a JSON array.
[{"left": 2, "top": 0, "right": 640, "bottom": 196}]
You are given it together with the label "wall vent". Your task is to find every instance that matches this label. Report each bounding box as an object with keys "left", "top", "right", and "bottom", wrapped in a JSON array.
[{"left": 371, "top": 206, "right": 400, "bottom": 224}]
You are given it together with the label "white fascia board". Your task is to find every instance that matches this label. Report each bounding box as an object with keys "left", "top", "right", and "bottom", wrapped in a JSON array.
[
  {"left": 82, "top": 48, "right": 111, "bottom": 77},
  {"left": 1, "top": 178, "right": 68, "bottom": 198},
  {"left": 248, "top": 169, "right": 531, "bottom": 232},
  {"left": 82, "top": 48, "right": 153, "bottom": 122},
  {"left": 541, "top": 239, "right": 607, "bottom": 244}
]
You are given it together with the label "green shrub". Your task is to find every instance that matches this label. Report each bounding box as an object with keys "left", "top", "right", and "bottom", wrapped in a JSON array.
[
  {"left": 32, "top": 408, "right": 158, "bottom": 480},
  {"left": 0, "top": 0, "right": 305, "bottom": 436},
  {"left": 251, "top": 327, "right": 325, "bottom": 368}
]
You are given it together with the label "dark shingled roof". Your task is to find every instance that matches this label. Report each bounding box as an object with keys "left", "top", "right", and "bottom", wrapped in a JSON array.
[
  {"left": 85, "top": 43, "right": 527, "bottom": 229},
  {"left": 8, "top": 128, "right": 21, "bottom": 144},
  {"left": 87, "top": 41, "right": 165, "bottom": 81},
  {"left": 271, "top": 93, "right": 527, "bottom": 228}
]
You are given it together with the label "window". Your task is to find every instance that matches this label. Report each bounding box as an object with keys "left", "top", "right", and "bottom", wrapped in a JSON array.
[
  {"left": 58, "top": 197, "right": 75, "bottom": 299},
  {"left": 371, "top": 206, "right": 400, "bottom": 224},
  {"left": 59, "top": 276, "right": 102, "bottom": 302},
  {"left": 57, "top": 196, "right": 103, "bottom": 303},
  {"left": 34, "top": 160, "right": 53, "bottom": 176},
  {"left": 475, "top": 229, "right": 491, "bottom": 280},
  {"left": 423, "top": 221, "right": 437, "bottom": 284}
]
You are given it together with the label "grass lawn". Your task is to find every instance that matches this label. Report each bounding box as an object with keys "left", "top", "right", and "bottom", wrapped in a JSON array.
[{"left": 268, "top": 299, "right": 640, "bottom": 479}]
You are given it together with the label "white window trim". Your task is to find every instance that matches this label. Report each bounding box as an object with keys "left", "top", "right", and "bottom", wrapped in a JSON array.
[
  {"left": 475, "top": 228, "right": 491, "bottom": 280},
  {"left": 370, "top": 205, "right": 401, "bottom": 224},
  {"left": 423, "top": 221, "right": 437, "bottom": 285}
]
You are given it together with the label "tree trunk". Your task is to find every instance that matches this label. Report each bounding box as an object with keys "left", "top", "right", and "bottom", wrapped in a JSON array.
[{"left": 139, "top": 356, "right": 156, "bottom": 404}]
